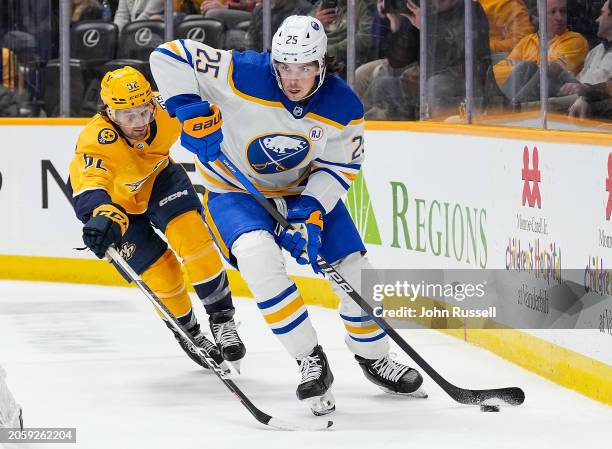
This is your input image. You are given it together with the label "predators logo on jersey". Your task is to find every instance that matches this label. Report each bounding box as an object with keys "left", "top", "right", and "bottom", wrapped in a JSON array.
[
  {"left": 246, "top": 133, "right": 311, "bottom": 175},
  {"left": 98, "top": 128, "right": 118, "bottom": 144}
]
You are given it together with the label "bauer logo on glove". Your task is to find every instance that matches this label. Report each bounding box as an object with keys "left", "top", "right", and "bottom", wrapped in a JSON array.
[
  {"left": 175, "top": 101, "right": 223, "bottom": 163},
  {"left": 185, "top": 105, "right": 222, "bottom": 136}
]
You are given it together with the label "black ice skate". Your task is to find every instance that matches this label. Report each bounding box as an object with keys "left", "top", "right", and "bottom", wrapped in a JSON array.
[
  {"left": 356, "top": 353, "right": 428, "bottom": 398},
  {"left": 171, "top": 323, "right": 229, "bottom": 372},
  {"left": 296, "top": 345, "right": 335, "bottom": 416},
  {"left": 209, "top": 309, "right": 246, "bottom": 373}
]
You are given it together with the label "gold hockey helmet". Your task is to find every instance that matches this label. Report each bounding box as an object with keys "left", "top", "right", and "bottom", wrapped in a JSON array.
[
  {"left": 100, "top": 67, "right": 155, "bottom": 129},
  {"left": 100, "top": 66, "right": 152, "bottom": 109}
]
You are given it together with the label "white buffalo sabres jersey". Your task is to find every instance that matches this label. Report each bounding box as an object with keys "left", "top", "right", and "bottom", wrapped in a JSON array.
[{"left": 150, "top": 39, "right": 365, "bottom": 214}]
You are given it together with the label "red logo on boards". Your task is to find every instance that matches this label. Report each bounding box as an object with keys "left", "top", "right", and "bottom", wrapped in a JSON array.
[
  {"left": 522, "top": 146, "right": 541, "bottom": 208},
  {"left": 606, "top": 153, "right": 612, "bottom": 220}
]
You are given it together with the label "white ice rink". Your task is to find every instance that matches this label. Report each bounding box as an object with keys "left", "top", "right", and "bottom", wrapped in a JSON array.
[{"left": 1, "top": 280, "right": 611, "bottom": 449}]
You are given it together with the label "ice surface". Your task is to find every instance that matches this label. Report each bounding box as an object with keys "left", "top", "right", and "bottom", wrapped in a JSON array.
[{"left": 1, "top": 280, "right": 611, "bottom": 449}]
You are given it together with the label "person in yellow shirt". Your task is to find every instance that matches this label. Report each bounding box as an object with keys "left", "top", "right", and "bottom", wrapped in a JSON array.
[
  {"left": 68, "top": 67, "right": 246, "bottom": 371},
  {"left": 479, "top": 0, "right": 534, "bottom": 54},
  {"left": 493, "top": 0, "right": 589, "bottom": 103}
]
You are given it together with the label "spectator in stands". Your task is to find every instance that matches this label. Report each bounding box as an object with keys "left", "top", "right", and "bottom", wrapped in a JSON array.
[
  {"left": 568, "top": 0, "right": 606, "bottom": 48},
  {"left": 0, "top": 47, "right": 21, "bottom": 116},
  {"left": 312, "top": 0, "right": 373, "bottom": 66},
  {"left": 555, "top": 0, "right": 612, "bottom": 118},
  {"left": 364, "top": 0, "right": 492, "bottom": 119},
  {"left": 1, "top": 0, "right": 57, "bottom": 61},
  {"left": 114, "top": 0, "right": 164, "bottom": 33},
  {"left": 109, "top": 0, "right": 120, "bottom": 17},
  {"left": 567, "top": 79, "right": 612, "bottom": 119},
  {"left": 479, "top": 0, "right": 533, "bottom": 55},
  {"left": 71, "top": 0, "right": 102, "bottom": 23},
  {"left": 200, "top": 0, "right": 258, "bottom": 15},
  {"left": 494, "top": 0, "right": 589, "bottom": 104},
  {"left": 175, "top": 0, "right": 204, "bottom": 14},
  {"left": 248, "top": 0, "right": 313, "bottom": 52},
  {"left": 354, "top": 0, "right": 418, "bottom": 106}
]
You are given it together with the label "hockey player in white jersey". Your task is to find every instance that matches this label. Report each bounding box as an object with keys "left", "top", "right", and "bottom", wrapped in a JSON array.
[
  {"left": 150, "top": 15, "right": 424, "bottom": 415},
  {"left": 0, "top": 365, "right": 23, "bottom": 430}
]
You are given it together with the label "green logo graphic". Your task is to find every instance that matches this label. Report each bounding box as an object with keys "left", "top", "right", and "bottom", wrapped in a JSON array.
[{"left": 346, "top": 171, "right": 382, "bottom": 245}]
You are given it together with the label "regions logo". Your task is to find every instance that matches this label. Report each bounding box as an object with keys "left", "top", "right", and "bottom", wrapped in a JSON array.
[
  {"left": 98, "top": 128, "right": 118, "bottom": 144},
  {"left": 246, "top": 133, "right": 310, "bottom": 174},
  {"left": 521, "top": 145, "right": 541, "bottom": 208}
]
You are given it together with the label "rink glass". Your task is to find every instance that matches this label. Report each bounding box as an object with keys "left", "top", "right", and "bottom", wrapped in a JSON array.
[
  {"left": 1, "top": 0, "right": 611, "bottom": 133},
  {"left": 1, "top": 0, "right": 56, "bottom": 117}
]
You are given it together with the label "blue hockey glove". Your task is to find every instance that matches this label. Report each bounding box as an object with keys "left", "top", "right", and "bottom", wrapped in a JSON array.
[
  {"left": 82, "top": 204, "right": 128, "bottom": 259},
  {"left": 278, "top": 196, "right": 324, "bottom": 273},
  {"left": 175, "top": 101, "right": 223, "bottom": 164}
]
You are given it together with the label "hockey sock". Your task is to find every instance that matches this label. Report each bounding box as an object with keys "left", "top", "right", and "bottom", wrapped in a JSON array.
[
  {"left": 165, "top": 211, "right": 233, "bottom": 313},
  {"left": 233, "top": 230, "right": 317, "bottom": 359},
  {"left": 332, "top": 253, "right": 389, "bottom": 359},
  {"left": 141, "top": 249, "right": 194, "bottom": 324}
]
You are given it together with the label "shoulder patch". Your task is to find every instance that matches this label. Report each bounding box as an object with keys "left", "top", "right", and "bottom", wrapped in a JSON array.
[{"left": 98, "top": 128, "right": 118, "bottom": 145}]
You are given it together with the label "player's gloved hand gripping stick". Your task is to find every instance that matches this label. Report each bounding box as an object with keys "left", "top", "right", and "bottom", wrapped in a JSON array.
[
  {"left": 277, "top": 195, "right": 324, "bottom": 274},
  {"left": 106, "top": 246, "right": 332, "bottom": 431},
  {"left": 218, "top": 153, "right": 525, "bottom": 408},
  {"left": 82, "top": 203, "right": 129, "bottom": 258}
]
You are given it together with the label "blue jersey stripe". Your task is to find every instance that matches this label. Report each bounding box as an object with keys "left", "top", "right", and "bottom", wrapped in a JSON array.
[
  {"left": 315, "top": 158, "right": 361, "bottom": 170},
  {"left": 153, "top": 47, "right": 190, "bottom": 67},
  {"left": 178, "top": 39, "right": 194, "bottom": 67},
  {"left": 310, "top": 167, "right": 350, "bottom": 190}
]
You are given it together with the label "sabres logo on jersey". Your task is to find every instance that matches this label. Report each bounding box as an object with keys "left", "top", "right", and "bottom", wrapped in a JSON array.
[
  {"left": 98, "top": 128, "right": 118, "bottom": 144},
  {"left": 246, "top": 133, "right": 311, "bottom": 175}
]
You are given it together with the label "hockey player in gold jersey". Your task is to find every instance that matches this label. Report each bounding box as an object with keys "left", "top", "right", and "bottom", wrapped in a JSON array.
[{"left": 68, "top": 67, "right": 246, "bottom": 370}]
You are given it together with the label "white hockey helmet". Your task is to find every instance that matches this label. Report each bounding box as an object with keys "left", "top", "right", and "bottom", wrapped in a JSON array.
[{"left": 271, "top": 15, "right": 328, "bottom": 99}]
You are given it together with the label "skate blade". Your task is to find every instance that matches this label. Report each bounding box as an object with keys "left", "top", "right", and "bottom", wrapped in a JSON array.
[
  {"left": 380, "top": 386, "right": 428, "bottom": 399},
  {"left": 302, "top": 391, "right": 336, "bottom": 416},
  {"left": 229, "top": 359, "right": 242, "bottom": 374},
  {"left": 212, "top": 360, "right": 231, "bottom": 375}
]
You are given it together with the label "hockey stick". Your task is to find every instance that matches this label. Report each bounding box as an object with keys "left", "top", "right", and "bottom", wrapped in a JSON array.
[
  {"left": 106, "top": 246, "right": 333, "bottom": 430},
  {"left": 218, "top": 154, "right": 525, "bottom": 407}
]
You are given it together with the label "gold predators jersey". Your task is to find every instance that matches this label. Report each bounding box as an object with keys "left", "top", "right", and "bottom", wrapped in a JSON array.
[{"left": 69, "top": 95, "right": 181, "bottom": 217}]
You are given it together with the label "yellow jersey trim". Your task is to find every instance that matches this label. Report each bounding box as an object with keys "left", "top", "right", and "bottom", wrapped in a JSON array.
[
  {"left": 305, "top": 112, "right": 344, "bottom": 130},
  {"left": 227, "top": 60, "right": 284, "bottom": 108}
]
